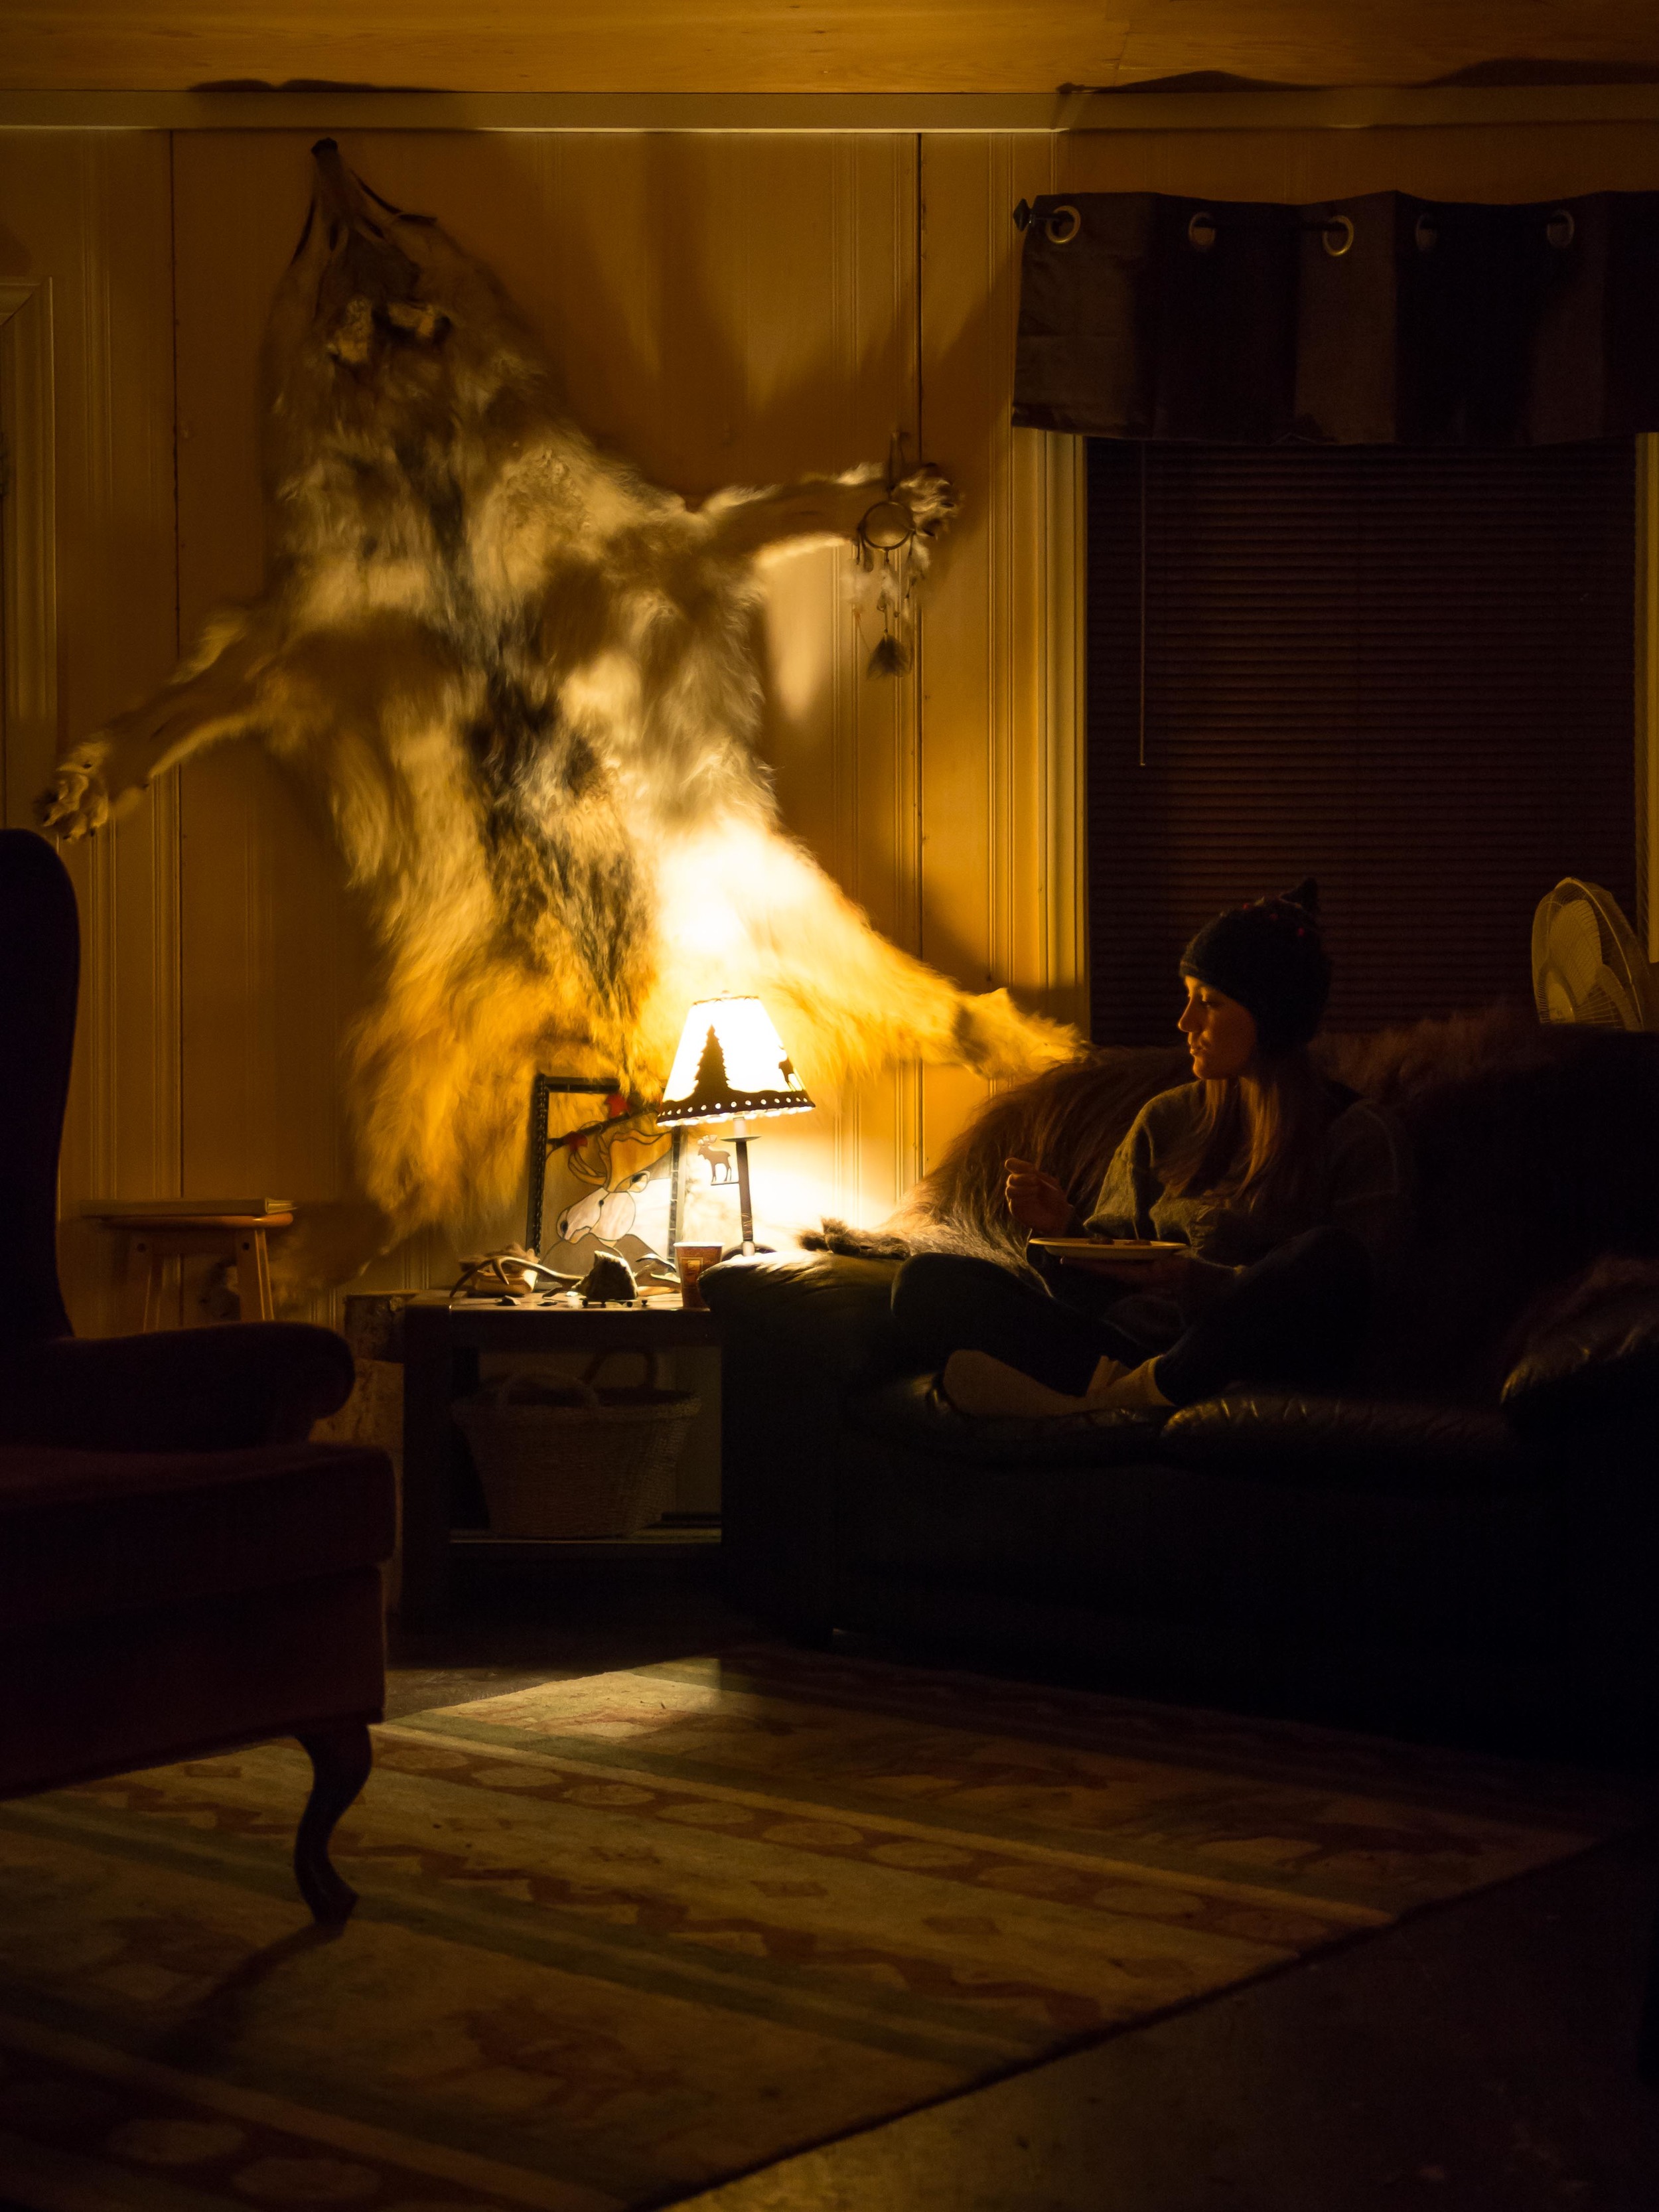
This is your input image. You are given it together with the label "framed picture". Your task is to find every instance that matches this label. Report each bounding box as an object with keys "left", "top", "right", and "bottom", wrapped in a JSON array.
[{"left": 524, "top": 1075, "right": 623, "bottom": 1254}]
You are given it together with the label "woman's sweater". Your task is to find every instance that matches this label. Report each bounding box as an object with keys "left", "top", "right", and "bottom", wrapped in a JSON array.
[{"left": 1082, "top": 1080, "right": 1409, "bottom": 1288}]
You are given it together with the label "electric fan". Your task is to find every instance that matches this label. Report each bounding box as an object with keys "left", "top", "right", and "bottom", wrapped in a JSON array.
[{"left": 1531, "top": 878, "right": 1659, "bottom": 1031}]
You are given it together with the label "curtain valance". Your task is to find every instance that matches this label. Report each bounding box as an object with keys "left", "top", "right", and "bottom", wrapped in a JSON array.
[{"left": 1013, "top": 190, "right": 1659, "bottom": 445}]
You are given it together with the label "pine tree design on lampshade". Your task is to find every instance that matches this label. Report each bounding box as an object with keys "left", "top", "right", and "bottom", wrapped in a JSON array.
[
  {"left": 656, "top": 997, "right": 814, "bottom": 1127},
  {"left": 693, "top": 1024, "right": 727, "bottom": 1099}
]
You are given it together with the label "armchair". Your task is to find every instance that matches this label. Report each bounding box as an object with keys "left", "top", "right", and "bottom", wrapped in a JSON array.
[{"left": 0, "top": 829, "right": 396, "bottom": 1921}]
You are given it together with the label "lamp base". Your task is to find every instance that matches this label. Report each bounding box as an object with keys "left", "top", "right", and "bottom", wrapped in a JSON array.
[
  {"left": 734, "top": 1124, "right": 755, "bottom": 1254},
  {"left": 666, "top": 1119, "right": 772, "bottom": 1259}
]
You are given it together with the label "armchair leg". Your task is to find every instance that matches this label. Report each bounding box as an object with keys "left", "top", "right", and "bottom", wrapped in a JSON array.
[{"left": 294, "top": 1721, "right": 373, "bottom": 1925}]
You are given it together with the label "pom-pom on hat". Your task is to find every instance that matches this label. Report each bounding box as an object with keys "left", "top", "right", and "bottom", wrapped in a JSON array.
[{"left": 1178, "top": 877, "right": 1331, "bottom": 1055}]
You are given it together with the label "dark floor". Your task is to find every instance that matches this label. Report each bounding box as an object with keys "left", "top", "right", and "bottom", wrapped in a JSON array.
[
  {"left": 385, "top": 1554, "right": 757, "bottom": 1718},
  {"left": 390, "top": 1566, "right": 1659, "bottom": 2212}
]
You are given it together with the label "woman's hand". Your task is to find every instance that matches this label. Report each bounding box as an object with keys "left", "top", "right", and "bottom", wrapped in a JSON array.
[{"left": 1003, "top": 1157, "right": 1078, "bottom": 1236}]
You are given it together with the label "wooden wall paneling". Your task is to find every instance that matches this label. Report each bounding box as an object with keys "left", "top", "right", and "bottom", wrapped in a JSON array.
[
  {"left": 0, "top": 281, "right": 56, "bottom": 834},
  {"left": 171, "top": 130, "right": 923, "bottom": 1306},
  {"left": 835, "top": 131, "right": 927, "bottom": 1224},
  {"left": 173, "top": 133, "right": 370, "bottom": 1327},
  {"left": 78, "top": 136, "right": 183, "bottom": 1333},
  {"left": 916, "top": 131, "right": 1088, "bottom": 1171},
  {"left": 729, "top": 134, "right": 923, "bottom": 1229},
  {"left": 1043, "top": 425, "right": 1090, "bottom": 1047},
  {"left": 0, "top": 131, "right": 179, "bottom": 1335}
]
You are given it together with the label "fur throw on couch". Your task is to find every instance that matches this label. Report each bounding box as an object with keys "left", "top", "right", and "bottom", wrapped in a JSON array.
[{"left": 806, "top": 1001, "right": 1659, "bottom": 1398}]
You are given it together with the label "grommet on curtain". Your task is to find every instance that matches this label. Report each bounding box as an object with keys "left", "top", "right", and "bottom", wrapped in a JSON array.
[
  {"left": 1043, "top": 204, "right": 1082, "bottom": 246},
  {"left": 1188, "top": 210, "right": 1217, "bottom": 252},
  {"left": 1546, "top": 208, "right": 1575, "bottom": 250},
  {"left": 1414, "top": 211, "right": 1439, "bottom": 254},
  {"left": 1321, "top": 214, "right": 1355, "bottom": 259}
]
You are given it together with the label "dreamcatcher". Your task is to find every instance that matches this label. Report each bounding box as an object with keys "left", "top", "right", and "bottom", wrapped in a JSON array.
[{"left": 855, "top": 432, "right": 936, "bottom": 677}]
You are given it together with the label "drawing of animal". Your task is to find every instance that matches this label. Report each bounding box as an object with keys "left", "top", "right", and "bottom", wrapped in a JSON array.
[
  {"left": 39, "top": 140, "right": 1077, "bottom": 1296},
  {"left": 696, "top": 1137, "right": 736, "bottom": 1185}
]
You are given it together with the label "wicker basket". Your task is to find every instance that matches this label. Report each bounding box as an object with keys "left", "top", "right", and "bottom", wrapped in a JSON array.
[{"left": 454, "top": 1351, "right": 701, "bottom": 1539}]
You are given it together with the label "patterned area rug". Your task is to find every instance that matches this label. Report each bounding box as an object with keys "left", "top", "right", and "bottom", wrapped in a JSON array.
[{"left": 0, "top": 1643, "right": 1640, "bottom": 2211}]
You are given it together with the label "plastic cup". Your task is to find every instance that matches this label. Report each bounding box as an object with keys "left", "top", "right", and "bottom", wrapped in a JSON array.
[{"left": 674, "top": 1242, "right": 724, "bottom": 1310}]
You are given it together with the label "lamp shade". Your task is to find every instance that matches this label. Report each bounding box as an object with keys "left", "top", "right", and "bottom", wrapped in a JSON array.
[{"left": 656, "top": 997, "right": 814, "bottom": 1127}]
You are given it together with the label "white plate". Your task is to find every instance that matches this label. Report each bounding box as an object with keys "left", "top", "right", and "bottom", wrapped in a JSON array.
[{"left": 1029, "top": 1238, "right": 1185, "bottom": 1264}]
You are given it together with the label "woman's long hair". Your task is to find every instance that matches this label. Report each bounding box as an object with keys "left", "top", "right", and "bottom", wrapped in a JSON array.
[{"left": 1161, "top": 1047, "right": 1338, "bottom": 1213}]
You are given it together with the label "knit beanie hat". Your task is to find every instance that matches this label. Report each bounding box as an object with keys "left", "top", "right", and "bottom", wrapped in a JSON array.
[{"left": 1178, "top": 878, "right": 1331, "bottom": 1055}]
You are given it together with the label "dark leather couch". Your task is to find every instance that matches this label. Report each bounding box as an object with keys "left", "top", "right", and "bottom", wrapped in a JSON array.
[{"left": 703, "top": 1017, "right": 1659, "bottom": 1759}]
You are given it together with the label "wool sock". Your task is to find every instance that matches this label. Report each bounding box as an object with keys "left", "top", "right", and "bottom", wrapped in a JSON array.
[
  {"left": 1087, "top": 1357, "right": 1173, "bottom": 1411},
  {"left": 1086, "top": 1355, "right": 1131, "bottom": 1396},
  {"left": 942, "top": 1351, "right": 1084, "bottom": 1418}
]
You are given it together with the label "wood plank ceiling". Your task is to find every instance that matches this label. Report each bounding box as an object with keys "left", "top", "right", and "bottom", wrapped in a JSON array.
[{"left": 5, "top": 1, "right": 1659, "bottom": 96}]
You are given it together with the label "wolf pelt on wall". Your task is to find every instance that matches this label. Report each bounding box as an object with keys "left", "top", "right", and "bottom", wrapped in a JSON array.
[{"left": 39, "top": 140, "right": 1077, "bottom": 1295}]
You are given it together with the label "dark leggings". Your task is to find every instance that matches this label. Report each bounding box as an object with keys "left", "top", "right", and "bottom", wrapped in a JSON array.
[{"left": 890, "top": 1227, "right": 1372, "bottom": 1407}]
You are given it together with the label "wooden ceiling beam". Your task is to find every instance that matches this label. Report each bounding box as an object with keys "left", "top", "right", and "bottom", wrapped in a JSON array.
[
  {"left": 7, "top": 85, "right": 1659, "bottom": 135},
  {"left": 3, "top": 1, "right": 1658, "bottom": 99}
]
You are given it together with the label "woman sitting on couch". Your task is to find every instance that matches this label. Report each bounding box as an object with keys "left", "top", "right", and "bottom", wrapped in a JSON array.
[{"left": 892, "top": 880, "right": 1409, "bottom": 1418}]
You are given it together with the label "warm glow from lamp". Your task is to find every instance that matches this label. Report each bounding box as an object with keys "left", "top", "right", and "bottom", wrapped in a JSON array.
[
  {"left": 657, "top": 996, "right": 814, "bottom": 1127},
  {"left": 656, "top": 996, "right": 814, "bottom": 1256}
]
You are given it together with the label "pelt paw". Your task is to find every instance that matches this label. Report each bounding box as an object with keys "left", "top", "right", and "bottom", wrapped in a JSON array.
[
  {"left": 955, "top": 988, "right": 1081, "bottom": 1079},
  {"left": 897, "top": 465, "right": 958, "bottom": 538},
  {"left": 36, "top": 750, "right": 111, "bottom": 841}
]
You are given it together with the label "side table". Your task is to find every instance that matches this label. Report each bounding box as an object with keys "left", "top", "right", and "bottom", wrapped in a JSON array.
[
  {"left": 399, "top": 1291, "right": 722, "bottom": 1627},
  {"left": 92, "top": 1211, "right": 295, "bottom": 1330}
]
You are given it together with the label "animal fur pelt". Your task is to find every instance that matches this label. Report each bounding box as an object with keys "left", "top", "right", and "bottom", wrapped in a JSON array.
[
  {"left": 38, "top": 140, "right": 1077, "bottom": 1295},
  {"left": 804, "top": 997, "right": 1622, "bottom": 1269},
  {"left": 802, "top": 1043, "right": 1190, "bottom": 1271},
  {"left": 818, "top": 999, "right": 1659, "bottom": 1400}
]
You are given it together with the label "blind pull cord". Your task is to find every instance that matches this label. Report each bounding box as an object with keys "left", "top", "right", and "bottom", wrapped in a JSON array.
[{"left": 1138, "top": 443, "right": 1149, "bottom": 769}]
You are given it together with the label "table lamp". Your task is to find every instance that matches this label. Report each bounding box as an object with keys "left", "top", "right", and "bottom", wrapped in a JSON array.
[{"left": 655, "top": 996, "right": 814, "bottom": 1254}]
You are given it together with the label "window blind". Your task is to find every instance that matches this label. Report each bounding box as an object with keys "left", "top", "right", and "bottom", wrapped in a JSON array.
[{"left": 1086, "top": 439, "right": 1638, "bottom": 1044}]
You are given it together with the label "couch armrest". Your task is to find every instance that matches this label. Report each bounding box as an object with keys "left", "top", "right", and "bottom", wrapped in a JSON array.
[
  {"left": 700, "top": 1254, "right": 902, "bottom": 1637},
  {"left": 0, "top": 1325, "right": 356, "bottom": 1451},
  {"left": 1159, "top": 1391, "right": 1537, "bottom": 1494},
  {"left": 1501, "top": 1289, "right": 1659, "bottom": 1439},
  {"left": 701, "top": 1254, "right": 904, "bottom": 1385}
]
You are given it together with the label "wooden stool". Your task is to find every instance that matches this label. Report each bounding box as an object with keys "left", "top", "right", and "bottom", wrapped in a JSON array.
[{"left": 95, "top": 1214, "right": 295, "bottom": 1331}]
